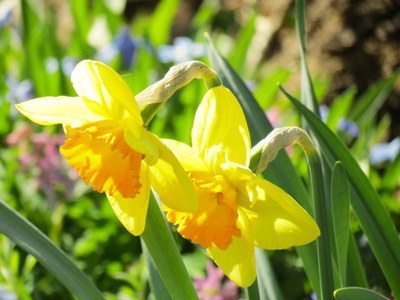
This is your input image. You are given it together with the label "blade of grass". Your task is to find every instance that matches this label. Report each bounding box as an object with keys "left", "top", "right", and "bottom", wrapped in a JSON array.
[
  {"left": 140, "top": 192, "right": 199, "bottom": 300},
  {"left": 253, "top": 69, "right": 292, "bottom": 110},
  {"left": 147, "top": 0, "right": 181, "bottom": 47},
  {"left": 206, "top": 34, "right": 320, "bottom": 297},
  {"left": 0, "top": 200, "right": 104, "bottom": 299},
  {"left": 334, "top": 287, "right": 389, "bottom": 300},
  {"left": 295, "top": 0, "right": 319, "bottom": 114},
  {"left": 348, "top": 71, "right": 399, "bottom": 126},
  {"left": 70, "top": 0, "right": 91, "bottom": 56},
  {"left": 280, "top": 86, "right": 400, "bottom": 297},
  {"left": 346, "top": 233, "right": 368, "bottom": 287},
  {"left": 20, "top": 0, "right": 47, "bottom": 96},
  {"left": 325, "top": 86, "right": 357, "bottom": 131},
  {"left": 381, "top": 148, "right": 400, "bottom": 190},
  {"left": 331, "top": 162, "right": 350, "bottom": 287},
  {"left": 228, "top": 11, "right": 256, "bottom": 74}
]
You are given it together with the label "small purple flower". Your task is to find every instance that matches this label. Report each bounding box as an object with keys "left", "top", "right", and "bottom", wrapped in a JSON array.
[
  {"left": 158, "top": 37, "right": 206, "bottom": 64},
  {"left": 338, "top": 118, "right": 359, "bottom": 138},
  {"left": 194, "top": 261, "right": 238, "bottom": 300},
  {"left": 370, "top": 137, "right": 400, "bottom": 165}
]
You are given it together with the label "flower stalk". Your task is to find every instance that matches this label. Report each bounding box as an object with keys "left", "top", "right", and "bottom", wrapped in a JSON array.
[
  {"left": 249, "top": 126, "right": 334, "bottom": 299},
  {"left": 141, "top": 192, "right": 199, "bottom": 300}
]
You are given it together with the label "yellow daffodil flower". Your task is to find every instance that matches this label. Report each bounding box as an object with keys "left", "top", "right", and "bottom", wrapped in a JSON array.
[
  {"left": 16, "top": 60, "right": 197, "bottom": 235},
  {"left": 162, "top": 86, "right": 320, "bottom": 287}
]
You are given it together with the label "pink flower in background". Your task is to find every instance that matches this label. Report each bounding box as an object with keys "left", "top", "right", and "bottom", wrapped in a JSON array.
[
  {"left": 6, "top": 123, "right": 78, "bottom": 203},
  {"left": 194, "top": 261, "right": 239, "bottom": 300}
]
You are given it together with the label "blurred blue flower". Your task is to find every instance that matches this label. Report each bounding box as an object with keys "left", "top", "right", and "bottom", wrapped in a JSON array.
[
  {"left": 6, "top": 77, "right": 35, "bottom": 104},
  {"left": 245, "top": 80, "right": 258, "bottom": 92},
  {"left": 0, "top": 0, "right": 15, "bottom": 28},
  {"left": 319, "top": 105, "right": 329, "bottom": 123},
  {"left": 0, "top": 8, "right": 12, "bottom": 27},
  {"left": 370, "top": 137, "right": 400, "bottom": 165},
  {"left": 310, "top": 292, "right": 317, "bottom": 300},
  {"left": 0, "top": 288, "right": 17, "bottom": 300},
  {"left": 61, "top": 57, "right": 78, "bottom": 77},
  {"left": 97, "top": 27, "right": 137, "bottom": 68},
  {"left": 158, "top": 36, "right": 206, "bottom": 64},
  {"left": 338, "top": 117, "right": 359, "bottom": 138},
  {"left": 45, "top": 57, "right": 60, "bottom": 74}
]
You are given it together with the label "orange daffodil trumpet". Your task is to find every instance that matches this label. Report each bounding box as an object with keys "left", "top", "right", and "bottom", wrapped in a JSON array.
[
  {"left": 162, "top": 86, "right": 320, "bottom": 287},
  {"left": 16, "top": 60, "right": 198, "bottom": 235}
]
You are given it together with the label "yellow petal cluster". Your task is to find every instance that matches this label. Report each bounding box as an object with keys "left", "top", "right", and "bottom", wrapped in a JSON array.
[
  {"left": 16, "top": 60, "right": 197, "bottom": 235},
  {"left": 162, "top": 86, "right": 320, "bottom": 287}
]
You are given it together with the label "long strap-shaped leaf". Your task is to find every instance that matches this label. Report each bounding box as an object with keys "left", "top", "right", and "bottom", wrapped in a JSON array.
[
  {"left": 141, "top": 193, "right": 199, "bottom": 300},
  {"left": 331, "top": 162, "right": 350, "bottom": 288},
  {"left": 280, "top": 86, "right": 400, "bottom": 297},
  {"left": 206, "top": 35, "right": 320, "bottom": 297},
  {"left": 334, "top": 287, "right": 389, "bottom": 300},
  {"left": 0, "top": 200, "right": 104, "bottom": 300}
]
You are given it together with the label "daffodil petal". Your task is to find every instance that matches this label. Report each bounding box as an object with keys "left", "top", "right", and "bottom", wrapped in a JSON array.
[
  {"left": 123, "top": 123, "right": 160, "bottom": 165},
  {"left": 15, "top": 96, "right": 103, "bottom": 127},
  {"left": 220, "top": 160, "right": 258, "bottom": 206},
  {"left": 106, "top": 162, "right": 151, "bottom": 236},
  {"left": 161, "top": 139, "right": 210, "bottom": 173},
  {"left": 240, "top": 179, "right": 320, "bottom": 249},
  {"left": 148, "top": 139, "right": 198, "bottom": 213},
  {"left": 71, "top": 60, "right": 142, "bottom": 122},
  {"left": 192, "top": 86, "right": 251, "bottom": 167},
  {"left": 207, "top": 208, "right": 256, "bottom": 287}
]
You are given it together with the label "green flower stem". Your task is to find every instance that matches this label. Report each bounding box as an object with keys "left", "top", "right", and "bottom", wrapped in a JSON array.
[
  {"left": 249, "top": 127, "right": 335, "bottom": 299},
  {"left": 140, "top": 192, "right": 199, "bottom": 300},
  {"left": 141, "top": 102, "right": 165, "bottom": 127},
  {"left": 203, "top": 71, "right": 222, "bottom": 89},
  {"left": 245, "top": 279, "right": 260, "bottom": 300},
  {"left": 0, "top": 200, "right": 104, "bottom": 300},
  {"left": 141, "top": 239, "right": 172, "bottom": 300},
  {"left": 248, "top": 149, "right": 262, "bottom": 174},
  {"left": 306, "top": 150, "right": 335, "bottom": 300}
]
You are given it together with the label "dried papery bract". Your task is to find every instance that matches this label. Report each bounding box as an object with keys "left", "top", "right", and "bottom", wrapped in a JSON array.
[{"left": 251, "top": 126, "right": 316, "bottom": 174}]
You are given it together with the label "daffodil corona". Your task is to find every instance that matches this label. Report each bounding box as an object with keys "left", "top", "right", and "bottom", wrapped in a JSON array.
[
  {"left": 162, "top": 86, "right": 320, "bottom": 287},
  {"left": 16, "top": 60, "right": 197, "bottom": 235}
]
